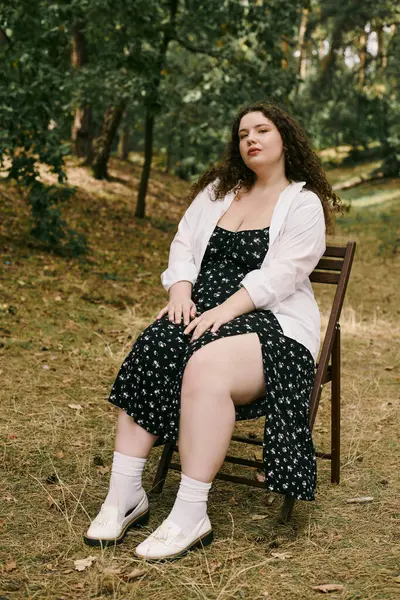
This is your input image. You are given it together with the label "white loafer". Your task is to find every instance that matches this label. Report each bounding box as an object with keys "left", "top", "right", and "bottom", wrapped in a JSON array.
[
  {"left": 84, "top": 493, "right": 149, "bottom": 547},
  {"left": 134, "top": 514, "right": 213, "bottom": 561}
]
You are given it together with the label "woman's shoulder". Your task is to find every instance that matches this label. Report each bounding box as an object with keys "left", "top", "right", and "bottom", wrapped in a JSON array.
[{"left": 297, "top": 186, "right": 323, "bottom": 207}]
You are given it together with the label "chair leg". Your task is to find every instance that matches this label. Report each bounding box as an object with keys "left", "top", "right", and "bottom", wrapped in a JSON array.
[
  {"left": 331, "top": 324, "right": 341, "bottom": 484},
  {"left": 151, "top": 443, "right": 175, "bottom": 495},
  {"left": 280, "top": 496, "right": 295, "bottom": 523}
]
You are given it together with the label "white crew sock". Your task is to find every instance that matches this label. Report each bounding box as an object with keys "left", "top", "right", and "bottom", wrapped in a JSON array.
[
  {"left": 103, "top": 451, "right": 147, "bottom": 517},
  {"left": 167, "top": 473, "right": 212, "bottom": 534}
]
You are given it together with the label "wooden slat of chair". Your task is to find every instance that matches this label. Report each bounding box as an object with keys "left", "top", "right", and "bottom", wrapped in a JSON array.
[{"left": 152, "top": 241, "right": 357, "bottom": 522}]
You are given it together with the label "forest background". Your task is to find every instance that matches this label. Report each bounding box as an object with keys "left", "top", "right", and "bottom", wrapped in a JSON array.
[{"left": 1, "top": 1, "right": 400, "bottom": 600}]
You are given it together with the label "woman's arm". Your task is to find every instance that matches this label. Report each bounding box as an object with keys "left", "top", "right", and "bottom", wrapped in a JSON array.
[{"left": 239, "top": 192, "right": 326, "bottom": 312}]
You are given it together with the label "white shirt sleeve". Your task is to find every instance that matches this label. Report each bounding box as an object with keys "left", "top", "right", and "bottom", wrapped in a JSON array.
[
  {"left": 160, "top": 188, "right": 206, "bottom": 292},
  {"left": 239, "top": 193, "right": 326, "bottom": 312}
]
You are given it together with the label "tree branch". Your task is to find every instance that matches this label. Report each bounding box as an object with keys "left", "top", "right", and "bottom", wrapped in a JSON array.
[{"left": 0, "top": 27, "right": 13, "bottom": 49}]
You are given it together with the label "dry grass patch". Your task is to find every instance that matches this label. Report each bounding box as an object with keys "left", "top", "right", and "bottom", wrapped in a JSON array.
[{"left": 1, "top": 160, "right": 399, "bottom": 599}]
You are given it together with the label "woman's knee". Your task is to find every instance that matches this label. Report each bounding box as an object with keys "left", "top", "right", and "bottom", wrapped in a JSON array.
[{"left": 181, "top": 347, "right": 229, "bottom": 399}]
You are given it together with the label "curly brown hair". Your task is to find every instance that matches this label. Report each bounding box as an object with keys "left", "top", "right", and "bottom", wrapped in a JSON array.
[{"left": 187, "top": 101, "right": 343, "bottom": 235}]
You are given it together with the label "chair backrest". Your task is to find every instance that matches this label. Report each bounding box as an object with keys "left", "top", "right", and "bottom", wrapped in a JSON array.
[{"left": 309, "top": 242, "right": 356, "bottom": 427}]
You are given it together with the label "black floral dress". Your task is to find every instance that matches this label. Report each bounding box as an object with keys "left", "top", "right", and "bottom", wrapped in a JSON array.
[{"left": 109, "top": 225, "right": 317, "bottom": 500}]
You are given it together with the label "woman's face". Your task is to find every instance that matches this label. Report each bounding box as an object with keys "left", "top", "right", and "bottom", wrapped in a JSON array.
[{"left": 238, "top": 111, "right": 285, "bottom": 173}]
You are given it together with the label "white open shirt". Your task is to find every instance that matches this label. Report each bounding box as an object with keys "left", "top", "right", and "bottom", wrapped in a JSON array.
[{"left": 161, "top": 180, "right": 326, "bottom": 363}]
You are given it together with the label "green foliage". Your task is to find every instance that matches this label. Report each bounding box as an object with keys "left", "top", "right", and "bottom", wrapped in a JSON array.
[
  {"left": 28, "top": 180, "right": 87, "bottom": 255},
  {"left": 1, "top": 0, "right": 400, "bottom": 235},
  {"left": 338, "top": 208, "right": 400, "bottom": 256},
  {"left": 0, "top": 1, "right": 87, "bottom": 252}
]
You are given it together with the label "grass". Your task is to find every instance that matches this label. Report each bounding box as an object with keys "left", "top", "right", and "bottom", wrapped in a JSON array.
[{"left": 1, "top": 157, "right": 400, "bottom": 600}]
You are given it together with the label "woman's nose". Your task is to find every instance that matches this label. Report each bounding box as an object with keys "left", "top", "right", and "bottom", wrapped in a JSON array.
[{"left": 247, "top": 131, "right": 256, "bottom": 144}]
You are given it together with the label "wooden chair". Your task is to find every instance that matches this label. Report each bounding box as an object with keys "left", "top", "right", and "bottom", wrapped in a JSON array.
[{"left": 151, "top": 241, "right": 357, "bottom": 521}]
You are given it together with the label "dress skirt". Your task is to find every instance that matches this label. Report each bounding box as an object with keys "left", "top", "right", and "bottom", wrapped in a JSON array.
[{"left": 109, "top": 225, "right": 317, "bottom": 500}]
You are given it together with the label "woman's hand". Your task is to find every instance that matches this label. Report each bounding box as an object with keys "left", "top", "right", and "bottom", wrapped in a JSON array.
[
  {"left": 156, "top": 297, "right": 197, "bottom": 326},
  {"left": 183, "top": 303, "right": 236, "bottom": 342}
]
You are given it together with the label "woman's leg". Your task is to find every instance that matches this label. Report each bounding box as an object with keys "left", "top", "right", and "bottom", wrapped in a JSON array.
[
  {"left": 115, "top": 409, "right": 159, "bottom": 457},
  {"left": 134, "top": 333, "right": 266, "bottom": 559},
  {"left": 85, "top": 411, "right": 159, "bottom": 544},
  {"left": 179, "top": 332, "right": 265, "bottom": 482},
  {"left": 100, "top": 410, "right": 159, "bottom": 513},
  {"left": 165, "top": 333, "right": 265, "bottom": 531}
]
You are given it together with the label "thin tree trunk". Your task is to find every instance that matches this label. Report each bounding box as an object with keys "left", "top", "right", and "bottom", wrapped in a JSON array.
[
  {"left": 92, "top": 103, "right": 125, "bottom": 180},
  {"left": 281, "top": 38, "right": 289, "bottom": 69},
  {"left": 71, "top": 22, "right": 93, "bottom": 161},
  {"left": 376, "top": 19, "right": 384, "bottom": 71},
  {"left": 135, "top": 0, "right": 179, "bottom": 218},
  {"left": 297, "top": 8, "right": 309, "bottom": 78},
  {"left": 72, "top": 107, "right": 93, "bottom": 161},
  {"left": 359, "top": 31, "right": 367, "bottom": 89},
  {"left": 320, "top": 23, "right": 343, "bottom": 87},
  {"left": 135, "top": 111, "right": 154, "bottom": 218},
  {"left": 117, "top": 122, "right": 130, "bottom": 160},
  {"left": 382, "top": 23, "right": 396, "bottom": 70}
]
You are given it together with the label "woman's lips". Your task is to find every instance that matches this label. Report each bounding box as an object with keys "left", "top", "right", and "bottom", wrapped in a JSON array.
[{"left": 248, "top": 148, "right": 261, "bottom": 156}]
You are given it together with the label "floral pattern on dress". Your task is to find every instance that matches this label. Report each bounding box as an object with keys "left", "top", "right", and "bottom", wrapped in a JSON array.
[{"left": 109, "top": 225, "right": 317, "bottom": 500}]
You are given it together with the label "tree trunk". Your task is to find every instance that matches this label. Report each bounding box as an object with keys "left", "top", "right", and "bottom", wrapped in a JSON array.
[
  {"left": 117, "top": 122, "right": 130, "bottom": 160},
  {"left": 71, "top": 21, "right": 93, "bottom": 161},
  {"left": 382, "top": 23, "right": 396, "bottom": 70},
  {"left": 92, "top": 103, "right": 125, "bottom": 180},
  {"left": 72, "top": 107, "right": 93, "bottom": 161},
  {"left": 134, "top": 0, "right": 179, "bottom": 218},
  {"left": 135, "top": 111, "right": 154, "bottom": 218},
  {"left": 297, "top": 8, "right": 309, "bottom": 78},
  {"left": 376, "top": 19, "right": 384, "bottom": 71},
  {"left": 281, "top": 38, "right": 289, "bottom": 69},
  {"left": 320, "top": 23, "right": 343, "bottom": 87},
  {"left": 359, "top": 31, "right": 367, "bottom": 89}
]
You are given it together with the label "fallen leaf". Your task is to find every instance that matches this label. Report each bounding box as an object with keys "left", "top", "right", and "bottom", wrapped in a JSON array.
[
  {"left": 384, "top": 366, "right": 394, "bottom": 371},
  {"left": 103, "top": 566, "right": 122, "bottom": 576},
  {"left": 312, "top": 583, "right": 344, "bottom": 593},
  {"left": 54, "top": 295, "right": 62, "bottom": 302},
  {"left": 346, "top": 496, "right": 373, "bottom": 504},
  {"left": 63, "top": 569, "right": 73, "bottom": 574},
  {"left": 271, "top": 552, "right": 292, "bottom": 560},
  {"left": 264, "top": 493, "right": 275, "bottom": 506},
  {"left": 5, "top": 559, "right": 17, "bottom": 572},
  {"left": 55, "top": 450, "right": 64, "bottom": 459},
  {"left": 74, "top": 555, "right": 97, "bottom": 572},
  {"left": 47, "top": 496, "right": 55, "bottom": 508},
  {"left": 74, "top": 582, "right": 85, "bottom": 590},
  {"left": 2, "top": 493, "right": 17, "bottom": 502},
  {"left": 97, "top": 465, "right": 110, "bottom": 475},
  {"left": 252, "top": 514, "right": 268, "bottom": 521},
  {"left": 0, "top": 520, "right": 4, "bottom": 529},
  {"left": 68, "top": 403, "right": 83, "bottom": 411},
  {"left": 123, "top": 567, "right": 147, "bottom": 581},
  {"left": 208, "top": 560, "right": 222, "bottom": 574}
]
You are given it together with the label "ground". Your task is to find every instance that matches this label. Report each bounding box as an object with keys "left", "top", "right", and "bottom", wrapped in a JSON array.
[{"left": 1, "top": 155, "right": 399, "bottom": 599}]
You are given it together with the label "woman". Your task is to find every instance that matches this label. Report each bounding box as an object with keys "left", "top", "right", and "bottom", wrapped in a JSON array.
[{"left": 84, "top": 101, "right": 342, "bottom": 561}]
